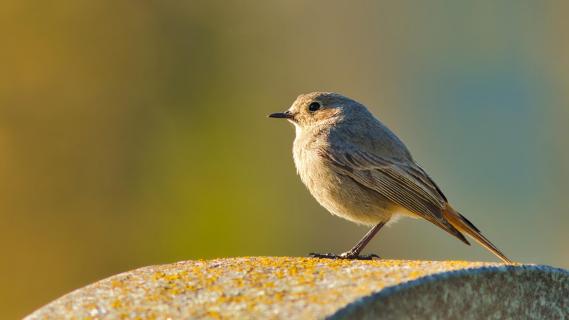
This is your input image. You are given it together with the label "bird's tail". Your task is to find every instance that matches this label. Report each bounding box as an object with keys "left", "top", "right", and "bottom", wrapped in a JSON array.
[{"left": 443, "top": 205, "right": 512, "bottom": 264}]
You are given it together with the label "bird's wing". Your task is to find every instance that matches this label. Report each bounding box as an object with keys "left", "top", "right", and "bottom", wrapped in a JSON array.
[{"left": 322, "top": 145, "right": 470, "bottom": 244}]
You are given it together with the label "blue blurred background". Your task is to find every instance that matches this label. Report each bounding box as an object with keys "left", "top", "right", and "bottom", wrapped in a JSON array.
[{"left": 1, "top": 1, "right": 568, "bottom": 318}]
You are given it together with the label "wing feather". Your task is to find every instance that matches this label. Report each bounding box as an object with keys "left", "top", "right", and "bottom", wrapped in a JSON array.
[{"left": 323, "top": 145, "right": 469, "bottom": 244}]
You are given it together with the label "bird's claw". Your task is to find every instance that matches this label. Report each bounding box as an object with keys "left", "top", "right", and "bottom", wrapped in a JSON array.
[
  {"left": 309, "top": 252, "right": 340, "bottom": 259},
  {"left": 309, "top": 252, "right": 380, "bottom": 260}
]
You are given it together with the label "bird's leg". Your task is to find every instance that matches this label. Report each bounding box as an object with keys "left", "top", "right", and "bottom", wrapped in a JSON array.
[
  {"left": 310, "top": 221, "right": 386, "bottom": 260},
  {"left": 339, "top": 221, "right": 385, "bottom": 259}
]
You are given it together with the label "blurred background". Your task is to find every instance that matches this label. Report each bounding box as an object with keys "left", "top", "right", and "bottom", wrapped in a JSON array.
[{"left": 1, "top": 1, "right": 568, "bottom": 318}]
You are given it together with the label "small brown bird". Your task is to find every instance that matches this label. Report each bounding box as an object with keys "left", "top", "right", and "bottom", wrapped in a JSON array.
[{"left": 269, "top": 92, "right": 511, "bottom": 263}]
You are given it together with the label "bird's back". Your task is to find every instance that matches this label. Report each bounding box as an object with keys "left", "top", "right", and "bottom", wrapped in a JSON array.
[{"left": 329, "top": 111, "right": 413, "bottom": 163}]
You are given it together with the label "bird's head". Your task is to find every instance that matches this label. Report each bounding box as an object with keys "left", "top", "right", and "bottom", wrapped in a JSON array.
[{"left": 268, "top": 92, "right": 370, "bottom": 130}]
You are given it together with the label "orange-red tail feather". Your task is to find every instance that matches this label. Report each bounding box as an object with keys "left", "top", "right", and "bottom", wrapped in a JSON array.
[{"left": 443, "top": 205, "right": 512, "bottom": 263}]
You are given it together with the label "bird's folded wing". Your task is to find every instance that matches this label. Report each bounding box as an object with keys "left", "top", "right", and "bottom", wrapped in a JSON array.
[{"left": 323, "top": 145, "right": 469, "bottom": 244}]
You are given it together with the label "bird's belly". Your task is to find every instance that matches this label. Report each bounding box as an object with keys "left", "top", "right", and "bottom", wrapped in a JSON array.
[{"left": 299, "top": 159, "right": 396, "bottom": 226}]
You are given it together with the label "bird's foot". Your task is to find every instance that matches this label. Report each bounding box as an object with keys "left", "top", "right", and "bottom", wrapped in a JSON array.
[
  {"left": 339, "top": 250, "right": 381, "bottom": 260},
  {"left": 309, "top": 252, "right": 342, "bottom": 259},
  {"left": 309, "top": 252, "right": 380, "bottom": 260}
]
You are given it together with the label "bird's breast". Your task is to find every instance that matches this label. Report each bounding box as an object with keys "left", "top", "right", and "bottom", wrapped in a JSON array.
[
  {"left": 293, "top": 139, "right": 394, "bottom": 225},
  {"left": 293, "top": 141, "right": 327, "bottom": 187}
]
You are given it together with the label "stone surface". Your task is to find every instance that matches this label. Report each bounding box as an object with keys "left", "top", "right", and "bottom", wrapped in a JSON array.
[{"left": 26, "top": 257, "right": 568, "bottom": 319}]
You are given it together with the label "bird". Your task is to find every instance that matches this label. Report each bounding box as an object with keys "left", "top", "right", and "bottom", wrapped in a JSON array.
[{"left": 268, "top": 92, "right": 512, "bottom": 263}]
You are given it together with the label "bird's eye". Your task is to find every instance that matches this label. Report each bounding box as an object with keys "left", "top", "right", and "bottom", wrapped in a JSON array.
[{"left": 308, "top": 102, "right": 321, "bottom": 112}]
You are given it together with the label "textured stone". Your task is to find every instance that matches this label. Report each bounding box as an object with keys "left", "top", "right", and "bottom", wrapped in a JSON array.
[{"left": 26, "top": 257, "right": 568, "bottom": 319}]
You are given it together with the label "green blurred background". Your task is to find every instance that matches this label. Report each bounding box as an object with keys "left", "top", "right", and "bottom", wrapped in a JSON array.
[{"left": 1, "top": 1, "right": 568, "bottom": 318}]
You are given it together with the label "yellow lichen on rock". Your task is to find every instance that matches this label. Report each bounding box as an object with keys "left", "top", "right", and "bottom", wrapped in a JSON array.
[{"left": 25, "top": 257, "right": 566, "bottom": 320}]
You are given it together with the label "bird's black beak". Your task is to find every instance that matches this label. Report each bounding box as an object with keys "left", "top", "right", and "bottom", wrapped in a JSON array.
[{"left": 268, "top": 111, "right": 293, "bottom": 119}]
